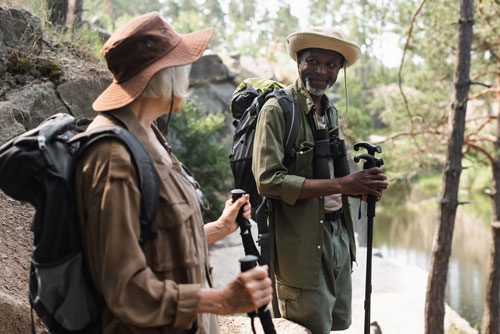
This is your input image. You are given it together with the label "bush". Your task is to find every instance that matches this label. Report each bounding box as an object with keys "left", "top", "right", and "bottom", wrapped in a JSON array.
[{"left": 163, "top": 100, "right": 231, "bottom": 222}]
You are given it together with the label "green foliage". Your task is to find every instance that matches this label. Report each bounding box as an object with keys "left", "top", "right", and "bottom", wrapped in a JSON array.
[{"left": 164, "top": 100, "right": 231, "bottom": 222}]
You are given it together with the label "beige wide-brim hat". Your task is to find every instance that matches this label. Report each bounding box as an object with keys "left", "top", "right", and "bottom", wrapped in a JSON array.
[
  {"left": 93, "top": 12, "right": 213, "bottom": 112},
  {"left": 286, "top": 27, "right": 360, "bottom": 67}
]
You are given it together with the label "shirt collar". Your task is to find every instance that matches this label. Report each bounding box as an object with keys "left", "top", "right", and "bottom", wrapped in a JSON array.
[
  {"left": 291, "top": 77, "right": 334, "bottom": 118},
  {"left": 93, "top": 108, "right": 170, "bottom": 164}
]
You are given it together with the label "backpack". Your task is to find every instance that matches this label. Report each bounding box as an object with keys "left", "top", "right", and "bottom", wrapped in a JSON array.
[
  {"left": 0, "top": 112, "right": 159, "bottom": 333},
  {"left": 229, "top": 78, "right": 300, "bottom": 266}
]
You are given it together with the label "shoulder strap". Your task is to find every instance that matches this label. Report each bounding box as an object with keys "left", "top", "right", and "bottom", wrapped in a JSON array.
[
  {"left": 72, "top": 127, "right": 159, "bottom": 245},
  {"left": 255, "top": 89, "right": 300, "bottom": 262},
  {"left": 266, "top": 89, "right": 300, "bottom": 167}
]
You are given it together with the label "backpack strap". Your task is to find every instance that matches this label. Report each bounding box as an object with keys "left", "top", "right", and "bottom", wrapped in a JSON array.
[
  {"left": 255, "top": 89, "right": 300, "bottom": 267},
  {"left": 71, "top": 127, "right": 159, "bottom": 245},
  {"left": 266, "top": 89, "right": 300, "bottom": 167}
]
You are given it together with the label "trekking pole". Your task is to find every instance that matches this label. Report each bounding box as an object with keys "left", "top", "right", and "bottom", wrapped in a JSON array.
[
  {"left": 353, "top": 142, "right": 384, "bottom": 334},
  {"left": 239, "top": 255, "right": 276, "bottom": 334},
  {"left": 231, "top": 189, "right": 261, "bottom": 258},
  {"left": 233, "top": 190, "right": 276, "bottom": 334}
]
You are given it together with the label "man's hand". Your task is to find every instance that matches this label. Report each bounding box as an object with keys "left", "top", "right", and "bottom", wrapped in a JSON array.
[
  {"left": 199, "top": 266, "right": 273, "bottom": 315},
  {"left": 339, "top": 167, "right": 388, "bottom": 198}
]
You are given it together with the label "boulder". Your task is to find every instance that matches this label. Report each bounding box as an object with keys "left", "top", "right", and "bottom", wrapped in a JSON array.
[
  {"left": 0, "top": 6, "right": 43, "bottom": 55},
  {"left": 0, "top": 40, "right": 5, "bottom": 73},
  {"left": 239, "top": 55, "right": 275, "bottom": 80},
  {"left": 6, "top": 82, "right": 68, "bottom": 130},
  {"left": 190, "top": 51, "right": 236, "bottom": 86},
  {"left": 57, "top": 76, "right": 112, "bottom": 118},
  {"left": 190, "top": 81, "right": 237, "bottom": 114},
  {"left": 0, "top": 102, "right": 25, "bottom": 144},
  {"left": 0, "top": 291, "right": 32, "bottom": 334}
]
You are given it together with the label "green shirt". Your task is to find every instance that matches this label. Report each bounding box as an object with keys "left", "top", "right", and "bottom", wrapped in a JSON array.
[{"left": 252, "top": 78, "right": 356, "bottom": 289}]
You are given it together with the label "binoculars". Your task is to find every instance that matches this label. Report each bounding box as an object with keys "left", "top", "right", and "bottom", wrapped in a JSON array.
[{"left": 313, "top": 128, "right": 350, "bottom": 179}]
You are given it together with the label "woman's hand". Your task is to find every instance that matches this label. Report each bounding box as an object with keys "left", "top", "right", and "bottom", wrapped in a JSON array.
[
  {"left": 220, "top": 194, "right": 251, "bottom": 233},
  {"left": 204, "top": 194, "right": 250, "bottom": 244},
  {"left": 198, "top": 265, "right": 272, "bottom": 315}
]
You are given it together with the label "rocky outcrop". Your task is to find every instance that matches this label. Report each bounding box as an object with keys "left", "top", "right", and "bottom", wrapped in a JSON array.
[
  {"left": 0, "top": 102, "right": 25, "bottom": 144},
  {"left": 0, "top": 3, "right": 282, "bottom": 145},
  {"left": 57, "top": 77, "right": 111, "bottom": 118},
  {"left": 0, "top": 6, "right": 43, "bottom": 56}
]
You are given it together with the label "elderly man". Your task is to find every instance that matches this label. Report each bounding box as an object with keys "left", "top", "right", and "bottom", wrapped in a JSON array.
[{"left": 252, "top": 27, "right": 388, "bottom": 333}]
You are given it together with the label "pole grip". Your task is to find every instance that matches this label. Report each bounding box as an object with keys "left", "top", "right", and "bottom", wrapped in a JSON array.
[{"left": 231, "top": 189, "right": 251, "bottom": 233}]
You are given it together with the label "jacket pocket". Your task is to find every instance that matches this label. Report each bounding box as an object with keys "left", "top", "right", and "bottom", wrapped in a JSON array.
[
  {"left": 151, "top": 201, "right": 198, "bottom": 272},
  {"left": 294, "top": 142, "right": 313, "bottom": 178}
]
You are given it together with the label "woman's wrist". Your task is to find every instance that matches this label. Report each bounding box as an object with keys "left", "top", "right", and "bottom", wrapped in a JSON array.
[{"left": 199, "top": 288, "right": 226, "bottom": 314}]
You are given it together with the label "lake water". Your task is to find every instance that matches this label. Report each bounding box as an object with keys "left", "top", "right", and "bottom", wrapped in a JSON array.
[{"left": 352, "top": 182, "right": 492, "bottom": 330}]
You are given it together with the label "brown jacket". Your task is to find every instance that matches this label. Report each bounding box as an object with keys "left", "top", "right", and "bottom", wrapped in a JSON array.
[{"left": 75, "top": 109, "right": 216, "bottom": 333}]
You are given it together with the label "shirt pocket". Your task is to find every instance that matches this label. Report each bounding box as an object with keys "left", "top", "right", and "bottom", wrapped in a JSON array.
[
  {"left": 294, "top": 141, "right": 314, "bottom": 178},
  {"left": 151, "top": 199, "right": 199, "bottom": 273}
]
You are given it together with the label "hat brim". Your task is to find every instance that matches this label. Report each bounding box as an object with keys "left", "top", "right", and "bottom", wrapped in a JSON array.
[
  {"left": 287, "top": 32, "right": 360, "bottom": 67},
  {"left": 93, "top": 27, "right": 213, "bottom": 112}
]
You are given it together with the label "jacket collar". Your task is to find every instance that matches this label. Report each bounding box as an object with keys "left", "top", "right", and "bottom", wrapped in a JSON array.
[{"left": 90, "top": 108, "right": 170, "bottom": 164}]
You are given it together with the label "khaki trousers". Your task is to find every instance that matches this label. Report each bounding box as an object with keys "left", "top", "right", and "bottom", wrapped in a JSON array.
[{"left": 276, "top": 218, "right": 352, "bottom": 334}]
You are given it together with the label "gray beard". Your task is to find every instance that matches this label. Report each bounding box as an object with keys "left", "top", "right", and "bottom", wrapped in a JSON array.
[{"left": 305, "top": 76, "right": 332, "bottom": 96}]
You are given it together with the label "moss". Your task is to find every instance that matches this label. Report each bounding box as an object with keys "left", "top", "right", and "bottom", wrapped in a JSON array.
[
  {"left": 36, "top": 58, "right": 62, "bottom": 85},
  {"left": 5, "top": 49, "right": 62, "bottom": 85},
  {"left": 6, "top": 50, "right": 32, "bottom": 75}
]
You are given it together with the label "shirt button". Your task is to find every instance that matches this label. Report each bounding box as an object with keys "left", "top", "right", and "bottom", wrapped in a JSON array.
[
  {"left": 318, "top": 245, "right": 321, "bottom": 249},
  {"left": 299, "top": 151, "right": 304, "bottom": 155},
  {"left": 319, "top": 220, "right": 324, "bottom": 224}
]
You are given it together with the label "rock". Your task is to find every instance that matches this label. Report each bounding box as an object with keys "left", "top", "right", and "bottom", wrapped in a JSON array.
[
  {"left": 0, "top": 102, "right": 26, "bottom": 144},
  {"left": 371, "top": 321, "right": 382, "bottom": 334},
  {"left": 0, "top": 40, "right": 5, "bottom": 73},
  {"left": 0, "top": 290, "right": 31, "bottom": 334},
  {"left": 190, "top": 51, "right": 236, "bottom": 86},
  {"left": 190, "top": 81, "right": 237, "bottom": 114},
  {"left": 6, "top": 82, "right": 68, "bottom": 130},
  {"left": 239, "top": 56, "right": 275, "bottom": 80},
  {"left": 0, "top": 6, "right": 43, "bottom": 55},
  {"left": 218, "top": 315, "right": 311, "bottom": 334},
  {"left": 57, "top": 76, "right": 111, "bottom": 118}
]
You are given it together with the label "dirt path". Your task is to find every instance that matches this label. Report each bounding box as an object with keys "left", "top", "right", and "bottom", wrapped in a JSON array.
[{"left": 208, "top": 220, "right": 478, "bottom": 334}]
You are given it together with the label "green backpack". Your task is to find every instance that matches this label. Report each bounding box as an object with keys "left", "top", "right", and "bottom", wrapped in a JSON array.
[{"left": 229, "top": 78, "right": 300, "bottom": 266}]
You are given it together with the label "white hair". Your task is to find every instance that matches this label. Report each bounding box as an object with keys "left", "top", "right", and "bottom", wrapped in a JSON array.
[{"left": 141, "top": 64, "right": 191, "bottom": 101}]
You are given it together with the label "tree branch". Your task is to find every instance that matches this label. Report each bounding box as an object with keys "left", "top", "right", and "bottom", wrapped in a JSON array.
[
  {"left": 398, "top": 0, "right": 428, "bottom": 148},
  {"left": 471, "top": 71, "right": 500, "bottom": 81},
  {"left": 466, "top": 115, "right": 496, "bottom": 137},
  {"left": 470, "top": 81, "right": 492, "bottom": 88},
  {"left": 469, "top": 87, "right": 498, "bottom": 100},
  {"left": 464, "top": 140, "right": 495, "bottom": 164}
]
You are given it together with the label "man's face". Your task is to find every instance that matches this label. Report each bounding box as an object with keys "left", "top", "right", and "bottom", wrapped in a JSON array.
[{"left": 298, "top": 48, "right": 344, "bottom": 97}]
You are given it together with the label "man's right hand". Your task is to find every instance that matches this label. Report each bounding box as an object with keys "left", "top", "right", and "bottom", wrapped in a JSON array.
[
  {"left": 198, "top": 266, "right": 272, "bottom": 315},
  {"left": 339, "top": 167, "right": 388, "bottom": 198}
]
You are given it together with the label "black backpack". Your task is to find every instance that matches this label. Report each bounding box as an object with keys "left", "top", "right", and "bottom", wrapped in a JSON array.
[
  {"left": 229, "top": 78, "right": 300, "bottom": 266},
  {"left": 0, "top": 113, "right": 159, "bottom": 333}
]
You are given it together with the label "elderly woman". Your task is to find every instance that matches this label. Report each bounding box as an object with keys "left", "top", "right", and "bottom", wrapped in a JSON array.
[{"left": 75, "top": 12, "right": 272, "bottom": 334}]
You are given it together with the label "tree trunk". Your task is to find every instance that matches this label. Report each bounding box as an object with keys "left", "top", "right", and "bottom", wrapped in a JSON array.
[
  {"left": 424, "top": 0, "right": 473, "bottom": 333},
  {"left": 482, "top": 55, "right": 500, "bottom": 334},
  {"left": 47, "top": 0, "right": 68, "bottom": 26},
  {"left": 105, "top": 0, "right": 116, "bottom": 30},
  {"left": 73, "top": 0, "right": 83, "bottom": 27}
]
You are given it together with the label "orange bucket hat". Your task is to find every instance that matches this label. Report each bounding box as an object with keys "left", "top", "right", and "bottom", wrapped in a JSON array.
[{"left": 93, "top": 12, "right": 213, "bottom": 112}]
